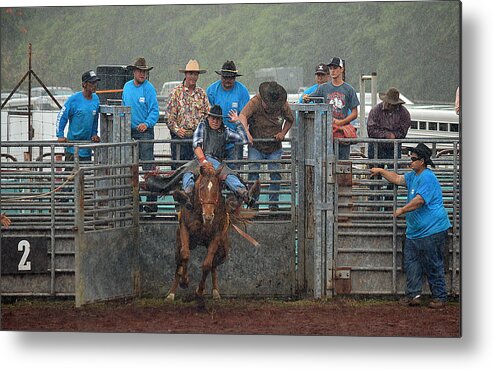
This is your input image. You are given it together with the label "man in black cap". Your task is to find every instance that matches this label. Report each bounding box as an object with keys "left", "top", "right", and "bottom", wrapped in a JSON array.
[
  {"left": 299, "top": 63, "right": 330, "bottom": 103},
  {"left": 56, "top": 69, "right": 101, "bottom": 162},
  {"left": 369, "top": 143, "right": 451, "bottom": 309},
  {"left": 206, "top": 60, "right": 251, "bottom": 169},
  {"left": 303, "top": 57, "right": 359, "bottom": 160},
  {"left": 230, "top": 81, "right": 294, "bottom": 211}
]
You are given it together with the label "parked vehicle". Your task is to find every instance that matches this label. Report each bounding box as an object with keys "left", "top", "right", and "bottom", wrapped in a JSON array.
[{"left": 1, "top": 87, "right": 73, "bottom": 111}]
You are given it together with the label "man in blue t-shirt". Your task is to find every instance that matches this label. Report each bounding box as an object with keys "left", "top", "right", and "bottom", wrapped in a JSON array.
[
  {"left": 299, "top": 63, "right": 330, "bottom": 103},
  {"left": 304, "top": 57, "right": 359, "bottom": 160},
  {"left": 56, "top": 70, "right": 101, "bottom": 161},
  {"left": 206, "top": 60, "right": 250, "bottom": 169},
  {"left": 370, "top": 143, "right": 451, "bottom": 309},
  {"left": 123, "top": 57, "right": 159, "bottom": 213}
]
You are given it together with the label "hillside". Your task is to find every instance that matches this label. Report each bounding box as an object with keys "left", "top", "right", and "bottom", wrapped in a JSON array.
[{"left": 1, "top": 2, "right": 460, "bottom": 103}]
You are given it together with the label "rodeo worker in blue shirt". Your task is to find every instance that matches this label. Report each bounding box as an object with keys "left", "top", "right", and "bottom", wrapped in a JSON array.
[
  {"left": 56, "top": 70, "right": 101, "bottom": 161},
  {"left": 206, "top": 60, "right": 251, "bottom": 169},
  {"left": 370, "top": 143, "right": 451, "bottom": 309},
  {"left": 123, "top": 57, "right": 160, "bottom": 213}
]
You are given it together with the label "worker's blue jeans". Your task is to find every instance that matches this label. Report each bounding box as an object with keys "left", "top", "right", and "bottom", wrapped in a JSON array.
[{"left": 404, "top": 230, "right": 449, "bottom": 301}]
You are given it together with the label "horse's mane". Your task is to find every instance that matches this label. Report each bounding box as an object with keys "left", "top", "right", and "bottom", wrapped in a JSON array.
[{"left": 200, "top": 162, "right": 216, "bottom": 177}]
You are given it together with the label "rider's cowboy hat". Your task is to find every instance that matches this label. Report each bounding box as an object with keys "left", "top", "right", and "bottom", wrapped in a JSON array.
[
  {"left": 179, "top": 59, "right": 207, "bottom": 74},
  {"left": 127, "top": 57, "right": 153, "bottom": 71},
  {"left": 259, "top": 81, "right": 287, "bottom": 110},
  {"left": 208, "top": 104, "right": 224, "bottom": 118},
  {"left": 379, "top": 87, "right": 405, "bottom": 105},
  {"left": 215, "top": 60, "right": 242, "bottom": 77}
]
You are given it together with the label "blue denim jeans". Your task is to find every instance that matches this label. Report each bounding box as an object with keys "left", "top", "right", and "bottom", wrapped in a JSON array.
[
  {"left": 182, "top": 156, "right": 245, "bottom": 194},
  {"left": 132, "top": 129, "right": 156, "bottom": 204},
  {"left": 248, "top": 146, "right": 282, "bottom": 203},
  {"left": 404, "top": 230, "right": 448, "bottom": 301}
]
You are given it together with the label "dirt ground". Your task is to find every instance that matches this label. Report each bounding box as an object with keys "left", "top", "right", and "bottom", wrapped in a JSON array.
[{"left": 1, "top": 296, "right": 460, "bottom": 337}]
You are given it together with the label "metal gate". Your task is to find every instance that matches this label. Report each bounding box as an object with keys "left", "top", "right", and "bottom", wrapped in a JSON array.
[
  {"left": 291, "top": 104, "right": 461, "bottom": 298},
  {"left": 73, "top": 106, "right": 141, "bottom": 307}
]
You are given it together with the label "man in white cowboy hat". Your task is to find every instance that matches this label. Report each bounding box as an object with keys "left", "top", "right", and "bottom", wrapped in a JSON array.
[
  {"left": 304, "top": 57, "right": 359, "bottom": 160},
  {"left": 367, "top": 87, "right": 411, "bottom": 160},
  {"left": 166, "top": 59, "right": 210, "bottom": 170},
  {"left": 122, "top": 57, "right": 159, "bottom": 213},
  {"left": 370, "top": 143, "right": 451, "bottom": 309},
  {"left": 230, "top": 81, "right": 294, "bottom": 211},
  {"left": 206, "top": 60, "right": 251, "bottom": 169}
]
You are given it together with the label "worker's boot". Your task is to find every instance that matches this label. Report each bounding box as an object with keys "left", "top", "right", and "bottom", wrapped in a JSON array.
[{"left": 172, "top": 188, "right": 193, "bottom": 211}]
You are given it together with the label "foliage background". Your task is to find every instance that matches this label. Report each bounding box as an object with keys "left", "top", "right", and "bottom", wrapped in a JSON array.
[{"left": 1, "top": 1, "right": 460, "bottom": 103}]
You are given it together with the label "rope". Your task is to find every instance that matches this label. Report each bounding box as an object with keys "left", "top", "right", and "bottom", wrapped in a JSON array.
[{"left": 1, "top": 169, "right": 80, "bottom": 202}]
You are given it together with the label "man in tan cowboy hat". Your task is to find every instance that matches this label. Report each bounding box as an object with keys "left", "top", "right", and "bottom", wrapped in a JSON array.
[
  {"left": 122, "top": 56, "right": 159, "bottom": 213},
  {"left": 206, "top": 60, "right": 251, "bottom": 169},
  {"left": 367, "top": 87, "right": 411, "bottom": 160},
  {"left": 166, "top": 59, "right": 209, "bottom": 170},
  {"left": 229, "top": 81, "right": 294, "bottom": 211}
]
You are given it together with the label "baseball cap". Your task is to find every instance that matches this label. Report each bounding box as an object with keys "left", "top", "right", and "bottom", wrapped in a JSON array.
[
  {"left": 328, "top": 57, "right": 344, "bottom": 68},
  {"left": 81, "top": 70, "right": 100, "bottom": 83},
  {"left": 315, "top": 63, "right": 329, "bottom": 74}
]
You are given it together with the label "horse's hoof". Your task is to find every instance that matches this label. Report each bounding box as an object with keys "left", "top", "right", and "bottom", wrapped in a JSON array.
[
  {"left": 212, "top": 289, "right": 221, "bottom": 300},
  {"left": 166, "top": 293, "right": 175, "bottom": 302}
]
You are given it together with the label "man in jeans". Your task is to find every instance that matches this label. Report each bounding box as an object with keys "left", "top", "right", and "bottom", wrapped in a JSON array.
[
  {"left": 370, "top": 143, "right": 451, "bottom": 309},
  {"left": 123, "top": 57, "right": 159, "bottom": 213},
  {"left": 231, "top": 81, "right": 294, "bottom": 211}
]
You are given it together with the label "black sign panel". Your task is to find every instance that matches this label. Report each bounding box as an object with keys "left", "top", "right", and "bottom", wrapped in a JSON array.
[{"left": 1, "top": 237, "right": 49, "bottom": 274}]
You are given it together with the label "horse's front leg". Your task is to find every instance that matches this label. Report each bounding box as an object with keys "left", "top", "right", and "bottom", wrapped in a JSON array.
[
  {"left": 211, "top": 267, "right": 221, "bottom": 300},
  {"left": 196, "top": 237, "right": 221, "bottom": 298},
  {"left": 177, "top": 224, "right": 191, "bottom": 289}
]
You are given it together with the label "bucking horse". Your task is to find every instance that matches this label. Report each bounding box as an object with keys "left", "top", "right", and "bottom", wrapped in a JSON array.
[{"left": 145, "top": 162, "right": 260, "bottom": 310}]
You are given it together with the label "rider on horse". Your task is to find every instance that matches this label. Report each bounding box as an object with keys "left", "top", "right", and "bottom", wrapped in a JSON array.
[{"left": 174, "top": 104, "right": 259, "bottom": 209}]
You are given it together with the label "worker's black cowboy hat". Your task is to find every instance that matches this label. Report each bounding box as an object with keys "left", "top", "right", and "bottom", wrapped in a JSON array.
[
  {"left": 379, "top": 87, "right": 405, "bottom": 105},
  {"left": 410, "top": 143, "right": 435, "bottom": 167},
  {"left": 127, "top": 57, "right": 153, "bottom": 71},
  {"left": 215, "top": 60, "right": 242, "bottom": 77},
  {"left": 259, "top": 81, "right": 287, "bottom": 110}
]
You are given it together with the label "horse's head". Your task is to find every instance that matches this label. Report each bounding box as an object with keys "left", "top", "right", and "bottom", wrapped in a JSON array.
[{"left": 196, "top": 162, "right": 222, "bottom": 224}]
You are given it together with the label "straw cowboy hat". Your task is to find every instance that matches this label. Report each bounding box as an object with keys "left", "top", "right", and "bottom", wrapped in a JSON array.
[
  {"left": 215, "top": 60, "right": 242, "bottom": 77},
  {"left": 179, "top": 59, "right": 207, "bottom": 74},
  {"left": 127, "top": 57, "right": 153, "bottom": 71},
  {"left": 379, "top": 87, "right": 405, "bottom": 105},
  {"left": 259, "top": 81, "right": 287, "bottom": 110}
]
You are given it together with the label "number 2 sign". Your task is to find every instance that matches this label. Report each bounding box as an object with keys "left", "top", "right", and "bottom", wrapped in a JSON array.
[{"left": 1, "top": 237, "right": 48, "bottom": 274}]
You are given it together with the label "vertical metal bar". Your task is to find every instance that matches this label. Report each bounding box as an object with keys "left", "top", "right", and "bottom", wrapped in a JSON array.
[
  {"left": 370, "top": 72, "right": 378, "bottom": 107},
  {"left": 313, "top": 108, "right": 322, "bottom": 299},
  {"left": 392, "top": 140, "right": 398, "bottom": 294},
  {"left": 326, "top": 106, "right": 335, "bottom": 298},
  {"left": 50, "top": 145, "right": 56, "bottom": 296},
  {"left": 74, "top": 146, "right": 83, "bottom": 308},
  {"left": 27, "top": 43, "right": 33, "bottom": 159},
  {"left": 452, "top": 141, "right": 459, "bottom": 294},
  {"left": 359, "top": 76, "right": 365, "bottom": 138}
]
